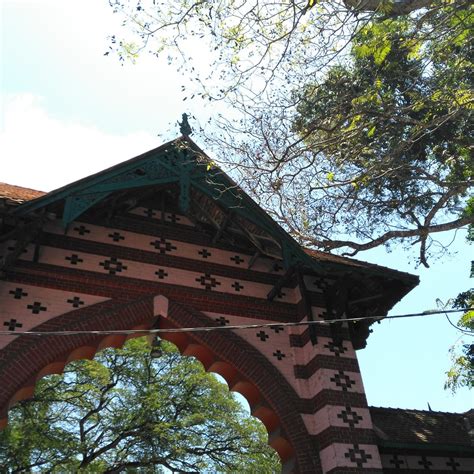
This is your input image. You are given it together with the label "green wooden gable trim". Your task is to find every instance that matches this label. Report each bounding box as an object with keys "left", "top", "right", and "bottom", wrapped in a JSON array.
[{"left": 13, "top": 137, "right": 323, "bottom": 272}]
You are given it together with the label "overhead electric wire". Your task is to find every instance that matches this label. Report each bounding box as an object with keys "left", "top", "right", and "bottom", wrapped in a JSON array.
[
  {"left": 0, "top": 308, "right": 471, "bottom": 337},
  {"left": 444, "top": 312, "right": 474, "bottom": 336}
]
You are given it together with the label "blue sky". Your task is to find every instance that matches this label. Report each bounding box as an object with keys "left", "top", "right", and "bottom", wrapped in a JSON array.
[{"left": 1, "top": 0, "right": 472, "bottom": 413}]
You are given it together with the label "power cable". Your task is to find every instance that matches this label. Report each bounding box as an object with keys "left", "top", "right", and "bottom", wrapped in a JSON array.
[{"left": 0, "top": 308, "right": 471, "bottom": 337}]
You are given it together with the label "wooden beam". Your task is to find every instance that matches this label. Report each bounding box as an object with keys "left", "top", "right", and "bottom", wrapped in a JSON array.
[
  {"left": 247, "top": 251, "right": 261, "bottom": 270},
  {"left": 212, "top": 211, "right": 233, "bottom": 244},
  {"left": 267, "top": 266, "right": 296, "bottom": 301}
]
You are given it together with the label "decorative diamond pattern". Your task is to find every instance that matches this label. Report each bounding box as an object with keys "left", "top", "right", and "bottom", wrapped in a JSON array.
[
  {"left": 67, "top": 296, "right": 85, "bottom": 308},
  {"left": 256, "top": 331, "right": 269, "bottom": 341},
  {"left": 275, "top": 289, "right": 286, "bottom": 298},
  {"left": 99, "top": 257, "right": 128, "bottom": 275},
  {"left": 74, "top": 225, "right": 90, "bottom": 236},
  {"left": 272, "top": 262, "right": 283, "bottom": 272},
  {"left": 314, "top": 277, "right": 330, "bottom": 290},
  {"left": 65, "top": 254, "right": 83, "bottom": 265},
  {"left": 344, "top": 444, "right": 372, "bottom": 468},
  {"left": 9, "top": 288, "right": 28, "bottom": 299},
  {"left": 4, "top": 319, "right": 22, "bottom": 331},
  {"left": 108, "top": 232, "right": 125, "bottom": 242},
  {"left": 330, "top": 370, "right": 355, "bottom": 391},
  {"left": 273, "top": 350, "right": 286, "bottom": 360},
  {"left": 195, "top": 273, "right": 221, "bottom": 291},
  {"left": 27, "top": 301, "right": 47, "bottom": 314},
  {"left": 198, "top": 248, "right": 211, "bottom": 258},
  {"left": 418, "top": 456, "right": 433, "bottom": 469},
  {"left": 155, "top": 269, "right": 169, "bottom": 279},
  {"left": 337, "top": 406, "right": 363, "bottom": 428},
  {"left": 271, "top": 325, "right": 284, "bottom": 333},
  {"left": 325, "top": 340, "right": 347, "bottom": 357},
  {"left": 215, "top": 317, "right": 229, "bottom": 326},
  {"left": 144, "top": 208, "right": 156, "bottom": 218},
  {"left": 230, "top": 255, "right": 244, "bottom": 265},
  {"left": 389, "top": 455, "right": 405, "bottom": 469},
  {"left": 447, "top": 457, "right": 461, "bottom": 471},
  {"left": 7, "top": 245, "right": 27, "bottom": 254},
  {"left": 150, "top": 238, "right": 177, "bottom": 254},
  {"left": 166, "top": 213, "right": 180, "bottom": 223},
  {"left": 231, "top": 281, "right": 244, "bottom": 292}
]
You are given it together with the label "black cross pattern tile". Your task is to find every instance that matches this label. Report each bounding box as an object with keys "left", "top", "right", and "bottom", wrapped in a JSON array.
[
  {"left": 108, "top": 232, "right": 125, "bottom": 242},
  {"left": 314, "top": 277, "right": 330, "bottom": 290},
  {"left": 74, "top": 225, "right": 90, "bottom": 236},
  {"left": 27, "top": 301, "right": 47, "bottom": 314},
  {"left": 166, "top": 213, "right": 181, "bottom": 223},
  {"left": 446, "top": 457, "right": 461, "bottom": 471},
  {"left": 256, "top": 331, "right": 269, "bottom": 342},
  {"left": 195, "top": 273, "right": 221, "bottom": 291},
  {"left": 67, "top": 296, "right": 85, "bottom": 308},
  {"left": 275, "top": 289, "right": 286, "bottom": 299},
  {"left": 215, "top": 317, "right": 229, "bottom": 326},
  {"left": 344, "top": 444, "right": 372, "bottom": 468},
  {"left": 271, "top": 325, "right": 284, "bottom": 333},
  {"left": 155, "top": 268, "right": 169, "bottom": 279},
  {"left": 144, "top": 208, "right": 156, "bottom": 218},
  {"left": 150, "top": 237, "right": 177, "bottom": 254},
  {"left": 273, "top": 350, "right": 286, "bottom": 360},
  {"left": 389, "top": 455, "right": 405, "bottom": 469},
  {"left": 7, "top": 246, "right": 27, "bottom": 254},
  {"left": 272, "top": 262, "right": 283, "bottom": 272},
  {"left": 99, "top": 257, "right": 128, "bottom": 275},
  {"left": 4, "top": 319, "right": 22, "bottom": 331},
  {"left": 198, "top": 248, "right": 211, "bottom": 259},
  {"left": 337, "top": 406, "right": 363, "bottom": 428},
  {"left": 65, "top": 254, "right": 84, "bottom": 265},
  {"left": 231, "top": 281, "right": 244, "bottom": 292},
  {"left": 9, "top": 288, "right": 28, "bottom": 299},
  {"left": 418, "top": 456, "right": 433, "bottom": 470},
  {"left": 330, "top": 370, "right": 356, "bottom": 392},
  {"left": 230, "top": 255, "right": 244, "bottom": 265},
  {"left": 324, "top": 340, "right": 347, "bottom": 357}
]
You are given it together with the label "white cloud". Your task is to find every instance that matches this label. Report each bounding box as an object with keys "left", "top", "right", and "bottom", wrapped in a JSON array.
[{"left": 0, "top": 94, "right": 160, "bottom": 191}]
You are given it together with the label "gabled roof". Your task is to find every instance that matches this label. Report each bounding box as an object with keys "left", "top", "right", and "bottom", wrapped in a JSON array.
[
  {"left": 370, "top": 406, "right": 474, "bottom": 452},
  {"left": 2, "top": 136, "right": 419, "bottom": 349},
  {"left": 6, "top": 136, "right": 416, "bottom": 276}
]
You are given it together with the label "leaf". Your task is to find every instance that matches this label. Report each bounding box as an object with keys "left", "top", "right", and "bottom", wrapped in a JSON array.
[{"left": 367, "top": 126, "right": 376, "bottom": 137}]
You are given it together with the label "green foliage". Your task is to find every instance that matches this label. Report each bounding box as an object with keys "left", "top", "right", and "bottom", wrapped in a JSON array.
[
  {"left": 446, "top": 227, "right": 474, "bottom": 393},
  {"left": 291, "top": 2, "right": 473, "bottom": 264},
  {"left": 0, "top": 338, "right": 279, "bottom": 473}
]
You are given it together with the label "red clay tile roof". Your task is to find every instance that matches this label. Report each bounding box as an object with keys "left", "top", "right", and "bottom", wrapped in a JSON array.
[
  {"left": 0, "top": 183, "right": 45, "bottom": 204},
  {"left": 370, "top": 406, "right": 474, "bottom": 447}
]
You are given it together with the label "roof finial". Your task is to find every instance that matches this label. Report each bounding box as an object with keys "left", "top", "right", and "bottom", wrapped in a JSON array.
[{"left": 179, "top": 113, "right": 192, "bottom": 136}]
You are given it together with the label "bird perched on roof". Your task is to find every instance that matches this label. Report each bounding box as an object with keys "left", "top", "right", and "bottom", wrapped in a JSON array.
[{"left": 179, "top": 113, "right": 192, "bottom": 136}]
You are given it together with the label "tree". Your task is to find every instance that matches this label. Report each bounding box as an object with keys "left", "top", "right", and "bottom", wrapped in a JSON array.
[
  {"left": 107, "top": 0, "right": 472, "bottom": 266},
  {"left": 446, "top": 222, "right": 474, "bottom": 393},
  {"left": 0, "top": 338, "right": 279, "bottom": 473}
]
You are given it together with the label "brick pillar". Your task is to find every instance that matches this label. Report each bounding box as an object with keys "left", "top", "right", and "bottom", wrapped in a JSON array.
[{"left": 289, "top": 309, "right": 383, "bottom": 473}]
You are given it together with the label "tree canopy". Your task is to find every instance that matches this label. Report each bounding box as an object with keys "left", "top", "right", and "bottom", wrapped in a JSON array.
[
  {"left": 107, "top": 0, "right": 473, "bottom": 266},
  {"left": 446, "top": 223, "right": 474, "bottom": 393},
  {"left": 0, "top": 338, "right": 279, "bottom": 473}
]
